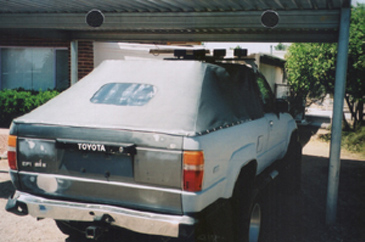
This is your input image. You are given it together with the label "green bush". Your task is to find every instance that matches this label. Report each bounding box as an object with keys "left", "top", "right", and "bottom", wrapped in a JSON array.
[
  {"left": 342, "top": 126, "right": 365, "bottom": 155},
  {"left": 319, "top": 126, "right": 365, "bottom": 156},
  {"left": 0, "top": 89, "right": 60, "bottom": 128}
]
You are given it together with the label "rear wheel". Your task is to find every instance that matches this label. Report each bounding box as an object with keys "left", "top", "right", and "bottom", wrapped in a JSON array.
[
  {"left": 247, "top": 198, "right": 262, "bottom": 242},
  {"left": 232, "top": 164, "right": 263, "bottom": 242},
  {"left": 233, "top": 188, "right": 263, "bottom": 242}
]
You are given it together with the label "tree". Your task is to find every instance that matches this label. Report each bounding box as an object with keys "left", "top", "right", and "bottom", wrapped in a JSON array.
[
  {"left": 285, "top": 4, "right": 364, "bottom": 128},
  {"left": 274, "top": 43, "right": 289, "bottom": 51}
]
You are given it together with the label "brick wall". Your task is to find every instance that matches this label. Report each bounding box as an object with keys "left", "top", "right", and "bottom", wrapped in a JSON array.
[
  {"left": 0, "top": 36, "right": 94, "bottom": 84},
  {"left": 77, "top": 40, "right": 94, "bottom": 80}
]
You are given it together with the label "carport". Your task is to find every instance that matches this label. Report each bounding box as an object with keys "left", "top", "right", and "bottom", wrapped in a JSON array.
[{"left": 0, "top": 0, "right": 352, "bottom": 225}]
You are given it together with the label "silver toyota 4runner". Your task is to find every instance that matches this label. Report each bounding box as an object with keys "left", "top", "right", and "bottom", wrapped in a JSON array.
[{"left": 6, "top": 50, "right": 301, "bottom": 242}]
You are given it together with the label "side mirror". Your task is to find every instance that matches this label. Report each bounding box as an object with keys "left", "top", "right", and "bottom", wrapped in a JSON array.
[{"left": 276, "top": 99, "right": 289, "bottom": 113}]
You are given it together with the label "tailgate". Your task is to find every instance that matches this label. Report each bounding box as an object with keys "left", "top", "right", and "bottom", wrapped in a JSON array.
[{"left": 12, "top": 123, "right": 184, "bottom": 215}]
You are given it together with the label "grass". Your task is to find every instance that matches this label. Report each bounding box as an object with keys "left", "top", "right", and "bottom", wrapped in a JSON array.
[{"left": 319, "top": 126, "right": 365, "bottom": 158}]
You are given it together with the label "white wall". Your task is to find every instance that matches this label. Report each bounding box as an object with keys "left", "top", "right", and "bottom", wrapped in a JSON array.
[
  {"left": 259, "top": 63, "right": 284, "bottom": 91},
  {"left": 94, "top": 42, "right": 201, "bottom": 67},
  {"left": 94, "top": 42, "right": 168, "bottom": 67}
]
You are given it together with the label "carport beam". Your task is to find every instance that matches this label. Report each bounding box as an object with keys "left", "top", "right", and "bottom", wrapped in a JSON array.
[
  {"left": 326, "top": 7, "right": 351, "bottom": 225},
  {"left": 70, "top": 40, "right": 78, "bottom": 85}
]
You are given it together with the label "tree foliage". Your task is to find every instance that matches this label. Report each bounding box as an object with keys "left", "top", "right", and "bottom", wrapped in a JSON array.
[
  {"left": 285, "top": 4, "right": 364, "bottom": 127},
  {"left": 274, "top": 43, "right": 289, "bottom": 51}
]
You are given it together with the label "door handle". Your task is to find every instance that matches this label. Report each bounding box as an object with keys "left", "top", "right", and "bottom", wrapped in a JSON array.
[
  {"left": 269, "top": 120, "right": 274, "bottom": 127},
  {"left": 257, "top": 135, "right": 264, "bottom": 152}
]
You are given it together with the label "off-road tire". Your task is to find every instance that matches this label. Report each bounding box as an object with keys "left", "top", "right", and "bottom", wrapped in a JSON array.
[{"left": 232, "top": 164, "right": 263, "bottom": 242}]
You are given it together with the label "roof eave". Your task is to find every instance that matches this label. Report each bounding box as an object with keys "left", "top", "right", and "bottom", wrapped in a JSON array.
[{"left": 0, "top": 10, "right": 340, "bottom": 42}]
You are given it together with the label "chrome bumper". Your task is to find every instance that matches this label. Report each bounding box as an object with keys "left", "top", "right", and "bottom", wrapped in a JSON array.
[{"left": 7, "top": 191, "right": 195, "bottom": 238}]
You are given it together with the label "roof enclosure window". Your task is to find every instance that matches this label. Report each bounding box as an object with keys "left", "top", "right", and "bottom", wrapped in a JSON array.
[
  {"left": 0, "top": 47, "right": 69, "bottom": 91},
  {"left": 91, "top": 83, "right": 157, "bottom": 106}
]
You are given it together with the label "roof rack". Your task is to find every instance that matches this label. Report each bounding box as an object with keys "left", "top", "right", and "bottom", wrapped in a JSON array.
[{"left": 164, "top": 48, "right": 258, "bottom": 72}]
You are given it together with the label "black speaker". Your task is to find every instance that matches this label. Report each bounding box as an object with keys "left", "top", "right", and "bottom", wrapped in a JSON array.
[
  {"left": 261, "top": 10, "right": 279, "bottom": 28},
  {"left": 86, "top": 9, "right": 105, "bottom": 28}
]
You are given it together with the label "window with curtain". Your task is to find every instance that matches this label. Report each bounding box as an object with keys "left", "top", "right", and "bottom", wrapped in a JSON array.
[{"left": 0, "top": 47, "right": 69, "bottom": 91}]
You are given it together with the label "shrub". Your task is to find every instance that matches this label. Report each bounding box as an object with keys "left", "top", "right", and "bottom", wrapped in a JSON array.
[
  {"left": 342, "top": 126, "right": 365, "bottom": 155},
  {"left": 319, "top": 126, "right": 365, "bottom": 156},
  {"left": 0, "top": 89, "right": 60, "bottom": 128}
]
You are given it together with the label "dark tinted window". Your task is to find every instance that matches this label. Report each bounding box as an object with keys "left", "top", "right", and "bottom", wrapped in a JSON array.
[{"left": 90, "top": 83, "right": 157, "bottom": 106}]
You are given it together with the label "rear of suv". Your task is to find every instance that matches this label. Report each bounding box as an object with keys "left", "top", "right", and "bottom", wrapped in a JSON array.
[{"left": 6, "top": 51, "right": 301, "bottom": 242}]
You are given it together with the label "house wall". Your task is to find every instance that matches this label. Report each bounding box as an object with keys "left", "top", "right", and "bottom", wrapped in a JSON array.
[
  {"left": 259, "top": 63, "right": 284, "bottom": 91},
  {"left": 93, "top": 42, "right": 169, "bottom": 67}
]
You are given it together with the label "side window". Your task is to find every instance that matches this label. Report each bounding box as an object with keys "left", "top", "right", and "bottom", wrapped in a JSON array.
[{"left": 256, "top": 74, "right": 275, "bottom": 113}]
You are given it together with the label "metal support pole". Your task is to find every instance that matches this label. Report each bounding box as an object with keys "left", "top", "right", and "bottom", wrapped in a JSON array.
[
  {"left": 326, "top": 7, "right": 351, "bottom": 225},
  {"left": 70, "top": 40, "right": 78, "bottom": 85}
]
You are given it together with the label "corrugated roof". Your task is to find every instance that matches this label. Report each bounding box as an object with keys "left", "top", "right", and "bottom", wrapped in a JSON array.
[
  {"left": 0, "top": 0, "right": 351, "bottom": 42},
  {"left": 0, "top": 0, "right": 346, "bottom": 13}
]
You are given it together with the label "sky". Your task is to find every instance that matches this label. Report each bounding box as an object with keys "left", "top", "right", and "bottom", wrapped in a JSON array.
[{"left": 353, "top": 0, "right": 365, "bottom": 4}]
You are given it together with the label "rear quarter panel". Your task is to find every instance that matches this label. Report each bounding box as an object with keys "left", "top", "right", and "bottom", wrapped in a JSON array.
[{"left": 182, "top": 118, "right": 268, "bottom": 213}]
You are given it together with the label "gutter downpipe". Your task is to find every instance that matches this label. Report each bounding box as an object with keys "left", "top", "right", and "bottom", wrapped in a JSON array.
[
  {"left": 70, "top": 40, "right": 78, "bottom": 85},
  {"left": 326, "top": 7, "right": 351, "bottom": 225}
]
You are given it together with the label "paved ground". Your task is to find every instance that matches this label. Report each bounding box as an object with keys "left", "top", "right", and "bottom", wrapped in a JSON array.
[
  {"left": 300, "top": 125, "right": 365, "bottom": 160},
  {"left": 0, "top": 129, "right": 8, "bottom": 159},
  {"left": 0, "top": 125, "right": 364, "bottom": 242}
]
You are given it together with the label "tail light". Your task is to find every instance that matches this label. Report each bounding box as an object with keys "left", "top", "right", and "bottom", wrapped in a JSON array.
[
  {"left": 183, "top": 151, "right": 204, "bottom": 192},
  {"left": 8, "top": 135, "right": 17, "bottom": 170}
]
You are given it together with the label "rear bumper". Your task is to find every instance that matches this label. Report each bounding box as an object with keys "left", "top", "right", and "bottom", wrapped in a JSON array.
[{"left": 6, "top": 191, "right": 195, "bottom": 238}]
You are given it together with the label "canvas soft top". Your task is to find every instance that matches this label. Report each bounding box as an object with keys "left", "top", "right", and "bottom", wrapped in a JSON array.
[{"left": 14, "top": 60, "right": 263, "bottom": 136}]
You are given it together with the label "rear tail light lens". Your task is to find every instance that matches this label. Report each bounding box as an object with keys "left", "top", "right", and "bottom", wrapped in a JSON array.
[
  {"left": 8, "top": 135, "right": 17, "bottom": 170},
  {"left": 183, "top": 151, "right": 204, "bottom": 192}
]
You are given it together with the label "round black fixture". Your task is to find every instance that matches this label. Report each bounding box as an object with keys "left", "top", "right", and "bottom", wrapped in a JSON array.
[
  {"left": 261, "top": 10, "right": 279, "bottom": 28},
  {"left": 86, "top": 9, "right": 105, "bottom": 28}
]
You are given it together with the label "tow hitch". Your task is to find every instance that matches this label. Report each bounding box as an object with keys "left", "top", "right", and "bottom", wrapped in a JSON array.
[
  {"left": 85, "top": 225, "right": 109, "bottom": 240},
  {"left": 85, "top": 214, "right": 114, "bottom": 240}
]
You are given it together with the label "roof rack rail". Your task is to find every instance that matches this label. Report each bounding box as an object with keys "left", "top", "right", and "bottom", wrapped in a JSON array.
[
  {"left": 172, "top": 49, "right": 208, "bottom": 60},
  {"left": 164, "top": 48, "right": 258, "bottom": 72},
  {"left": 164, "top": 48, "right": 253, "bottom": 62}
]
